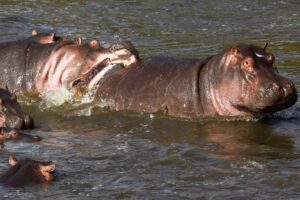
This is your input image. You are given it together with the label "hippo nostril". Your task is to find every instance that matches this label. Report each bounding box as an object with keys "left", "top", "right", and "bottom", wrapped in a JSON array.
[
  {"left": 283, "top": 82, "right": 296, "bottom": 97},
  {"left": 9, "top": 130, "right": 18, "bottom": 139}
]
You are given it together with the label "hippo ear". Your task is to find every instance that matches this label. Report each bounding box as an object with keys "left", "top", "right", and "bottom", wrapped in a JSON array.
[
  {"left": 230, "top": 47, "right": 241, "bottom": 58},
  {"left": 50, "top": 33, "right": 56, "bottom": 41},
  {"left": 31, "top": 29, "right": 38, "bottom": 36},
  {"left": 89, "top": 39, "right": 100, "bottom": 49},
  {"left": 76, "top": 37, "right": 82, "bottom": 45},
  {"left": 263, "top": 42, "right": 269, "bottom": 51},
  {"left": 8, "top": 155, "right": 18, "bottom": 166}
]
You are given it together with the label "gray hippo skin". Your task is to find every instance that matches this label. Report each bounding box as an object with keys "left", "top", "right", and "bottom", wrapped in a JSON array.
[
  {"left": 0, "top": 87, "right": 33, "bottom": 129},
  {"left": 94, "top": 44, "right": 297, "bottom": 118}
]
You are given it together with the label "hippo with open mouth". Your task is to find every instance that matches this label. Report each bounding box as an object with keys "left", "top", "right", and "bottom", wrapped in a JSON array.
[
  {"left": 94, "top": 44, "right": 297, "bottom": 118},
  {"left": 0, "top": 31, "right": 139, "bottom": 94}
]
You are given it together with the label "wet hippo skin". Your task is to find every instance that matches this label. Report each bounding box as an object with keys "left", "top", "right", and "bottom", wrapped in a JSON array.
[
  {"left": 0, "top": 155, "right": 55, "bottom": 187},
  {"left": 95, "top": 44, "right": 297, "bottom": 118},
  {"left": 0, "top": 32, "right": 139, "bottom": 94},
  {"left": 0, "top": 87, "right": 34, "bottom": 129}
]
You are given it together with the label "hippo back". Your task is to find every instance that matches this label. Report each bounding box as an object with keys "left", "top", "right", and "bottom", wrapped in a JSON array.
[
  {"left": 95, "top": 56, "right": 209, "bottom": 118},
  {"left": 0, "top": 40, "right": 60, "bottom": 92}
]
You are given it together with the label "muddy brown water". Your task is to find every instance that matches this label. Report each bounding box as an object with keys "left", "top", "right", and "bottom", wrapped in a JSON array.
[{"left": 0, "top": 1, "right": 300, "bottom": 199}]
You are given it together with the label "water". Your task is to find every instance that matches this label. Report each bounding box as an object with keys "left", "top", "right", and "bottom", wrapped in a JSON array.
[{"left": 0, "top": 0, "right": 300, "bottom": 199}]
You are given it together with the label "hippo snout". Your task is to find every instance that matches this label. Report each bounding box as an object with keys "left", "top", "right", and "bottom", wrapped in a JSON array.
[{"left": 259, "top": 80, "right": 297, "bottom": 112}]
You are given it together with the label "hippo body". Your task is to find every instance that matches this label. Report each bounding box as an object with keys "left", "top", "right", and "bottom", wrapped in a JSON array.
[
  {"left": 96, "top": 56, "right": 209, "bottom": 118},
  {"left": 0, "top": 41, "right": 57, "bottom": 92},
  {"left": 95, "top": 45, "right": 297, "bottom": 118}
]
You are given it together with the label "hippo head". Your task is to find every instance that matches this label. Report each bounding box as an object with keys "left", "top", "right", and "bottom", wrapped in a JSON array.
[
  {"left": 202, "top": 44, "right": 297, "bottom": 116},
  {"left": 0, "top": 87, "right": 34, "bottom": 129},
  {"left": 0, "top": 155, "right": 55, "bottom": 187}
]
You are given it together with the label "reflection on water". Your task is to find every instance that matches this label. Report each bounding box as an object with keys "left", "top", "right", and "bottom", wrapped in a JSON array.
[{"left": 0, "top": 0, "right": 300, "bottom": 199}]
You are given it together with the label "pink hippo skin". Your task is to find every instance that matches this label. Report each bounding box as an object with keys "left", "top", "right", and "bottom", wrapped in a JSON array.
[
  {"left": 35, "top": 39, "right": 138, "bottom": 93},
  {"left": 94, "top": 44, "right": 297, "bottom": 118},
  {"left": 0, "top": 32, "right": 139, "bottom": 94},
  {"left": 0, "top": 155, "right": 55, "bottom": 187}
]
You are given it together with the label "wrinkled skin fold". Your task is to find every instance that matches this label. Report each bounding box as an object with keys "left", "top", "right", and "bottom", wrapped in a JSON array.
[
  {"left": 0, "top": 32, "right": 139, "bottom": 94},
  {"left": 94, "top": 44, "right": 297, "bottom": 118}
]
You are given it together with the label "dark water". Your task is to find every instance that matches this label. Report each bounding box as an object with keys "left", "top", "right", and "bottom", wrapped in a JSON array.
[{"left": 0, "top": 0, "right": 300, "bottom": 199}]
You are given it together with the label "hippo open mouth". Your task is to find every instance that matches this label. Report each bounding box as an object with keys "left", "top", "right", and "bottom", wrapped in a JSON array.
[
  {"left": 71, "top": 58, "right": 125, "bottom": 89},
  {"left": 70, "top": 58, "right": 111, "bottom": 88}
]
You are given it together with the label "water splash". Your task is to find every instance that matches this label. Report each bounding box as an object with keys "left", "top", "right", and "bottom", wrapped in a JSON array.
[
  {"left": 37, "top": 85, "right": 98, "bottom": 116},
  {"left": 39, "top": 85, "right": 74, "bottom": 108}
]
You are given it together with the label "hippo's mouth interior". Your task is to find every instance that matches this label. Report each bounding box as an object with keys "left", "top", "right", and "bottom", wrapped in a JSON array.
[{"left": 71, "top": 58, "right": 110, "bottom": 88}]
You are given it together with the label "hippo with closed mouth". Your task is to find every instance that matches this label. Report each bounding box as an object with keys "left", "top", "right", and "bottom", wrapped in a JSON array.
[
  {"left": 0, "top": 155, "right": 55, "bottom": 187},
  {"left": 94, "top": 44, "right": 297, "bottom": 118}
]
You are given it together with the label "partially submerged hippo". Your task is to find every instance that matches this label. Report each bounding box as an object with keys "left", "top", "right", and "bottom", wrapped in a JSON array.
[
  {"left": 0, "top": 32, "right": 138, "bottom": 94},
  {"left": 0, "top": 87, "right": 33, "bottom": 129},
  {"left": 0, "top": 127, "right": 41, "bottom": 143},
  {"left": 0, "top": 155, "right": 55, "bottom": 187},
  {"left": 94, "top": 44, "right": 297, "bottom": 118}
]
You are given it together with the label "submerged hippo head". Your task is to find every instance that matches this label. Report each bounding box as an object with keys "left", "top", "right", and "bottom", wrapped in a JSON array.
[
  {"left": 0, "top": 87, "right": 34, "bottom": 129},
  {"left": 0, "top": 155, "right": 55, "bottom": 187},
  {"left": 30, "top": 29, "right": 64, "bottom": 44},
  {"left": 201, "top": 44, "right": 297, "bottom": 116}
]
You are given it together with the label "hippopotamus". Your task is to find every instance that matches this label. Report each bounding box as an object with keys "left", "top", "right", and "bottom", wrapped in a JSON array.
[
  {"left": 0, "top": 155, "right": 55, "bottom": 187},
  {"left": 94, "top": 44, "right": 297, "bottom": 118},
  {"left": 0, "top": 87, "right": 33, "bottom": 129},
  {"left": 0, "top": 32, "right": 138, "bottom": 94}
]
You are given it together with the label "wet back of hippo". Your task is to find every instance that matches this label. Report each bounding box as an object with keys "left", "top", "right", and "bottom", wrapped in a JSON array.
[
  {"left": 0, "top": 40, "right": 56, "bottom": 91},
  {"left": 96, "top": 56, "right": 209, "bottom": 118}
]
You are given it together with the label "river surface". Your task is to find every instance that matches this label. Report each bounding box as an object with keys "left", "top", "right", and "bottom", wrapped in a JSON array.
[{"left": 0, "top": 0, "right": 300, "bottom": 199}]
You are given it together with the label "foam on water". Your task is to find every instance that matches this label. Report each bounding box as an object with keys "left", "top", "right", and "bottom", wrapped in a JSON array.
[{"left": 40, "top": 85, "right": 74, "bottom": 108}]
